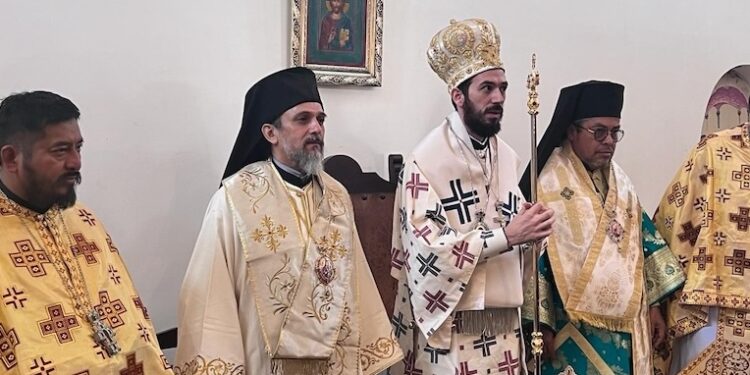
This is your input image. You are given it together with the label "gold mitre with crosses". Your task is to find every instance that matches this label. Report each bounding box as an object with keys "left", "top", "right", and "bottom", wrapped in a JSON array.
[{"left": 427, "top": 18, "right": 504, "bottom": 90}]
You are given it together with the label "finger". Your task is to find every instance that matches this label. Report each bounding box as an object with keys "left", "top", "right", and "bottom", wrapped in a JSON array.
[{"left": 526, "top": 203, "right": 543, "bottom": 214}]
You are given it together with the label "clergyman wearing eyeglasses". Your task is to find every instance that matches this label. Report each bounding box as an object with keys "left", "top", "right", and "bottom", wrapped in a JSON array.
[{"left": 518, "top": 81, "right": 685, "bottom": 375}]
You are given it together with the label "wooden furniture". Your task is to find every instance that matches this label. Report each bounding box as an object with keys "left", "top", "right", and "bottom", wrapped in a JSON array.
[{"left": 323, "top": 154, "right": 398, "bottom": 316}]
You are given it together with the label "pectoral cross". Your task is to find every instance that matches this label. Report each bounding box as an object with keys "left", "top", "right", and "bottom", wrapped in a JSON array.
[
  {"left": 89, "top": 310, "right": 121, "bottom": 356},
  {"left": 474, "top": 210, "right": 488, "bottom": 231}
]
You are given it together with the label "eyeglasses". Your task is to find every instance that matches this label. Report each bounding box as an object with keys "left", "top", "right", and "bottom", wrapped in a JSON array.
[{"left": 576, "top": 126, "right": 625, "bottom": 143}]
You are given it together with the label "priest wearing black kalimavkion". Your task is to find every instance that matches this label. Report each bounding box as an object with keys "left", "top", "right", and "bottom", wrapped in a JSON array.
[
  {"left": 388, "top": 18, "right": 555, "bottom": 375},
  {"left": 519, "top": 80, "right": 685, "bottom": 375},
  {"left": 175, "top": 67, "right": 402, "bottom": 375}
]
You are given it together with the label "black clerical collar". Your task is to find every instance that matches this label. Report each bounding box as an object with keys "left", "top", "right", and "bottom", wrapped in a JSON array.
[
  {"left": 470, "top": 136, "right": 489, "bottom": 150},
  {"left": 0, "top": 178, "right": 49, "bottom": 213},
  {"left": 271, "top": 158, "right": 313, "bottom": 188}
]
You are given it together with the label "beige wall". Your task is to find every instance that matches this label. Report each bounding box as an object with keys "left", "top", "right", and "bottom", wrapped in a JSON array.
[{"left": 1, "top": 0, "right": 748, "bottom": 335}]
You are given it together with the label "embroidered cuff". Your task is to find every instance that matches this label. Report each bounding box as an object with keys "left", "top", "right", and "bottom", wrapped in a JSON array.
[{"left": 479, "top": 228, "right": 510, "bottom": 261}]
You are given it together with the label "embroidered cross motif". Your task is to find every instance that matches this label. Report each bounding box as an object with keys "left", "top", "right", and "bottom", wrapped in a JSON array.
[
  {"left": 0, "top": 323, "right": 19, "bottom": 370},
  {"left": 480, "top": 230, "right": 494, "bottom": 250},
  {"left": 713, "top": 276, "right": 723, "bottom": 289},
  {"left": 399, "top": 208, "right": 408, "bottom": 233},
  {"left": 70, "top": 233, "right": 101, "bottom": 265},
  {"left": 560, "top": 187, "right": 575, "bottom": 200},
  {"left": 702, "top": 209, "right": 715, "bottom": 227},
  {"left": 391, "top": 312, "right": 409, "bottom": 338},
  {"left": 390, "top": 248, "right": 404, "bottom": 270},
  {"left": 9, "top": 240, "right": 50, "bottom": 277},
  {"left": 717, "top": 147, "right": 733, "bottom": 161},
  {"left": 402, "top": 350, "right": 423, "bottom": 375},
  {"left": 119, "top": 353, "right": 144, "bottom": 375},
  {"left": 730, "top": 207, "right": 750, "bottom": 231},
  {"left": 497, "top": 349, "right": 520, "bottom": 375},
  {"left": 137, "top": 323, "right": 150, "bottom": 342},
  {"left": 716, "top": 188, "right": 732, "bottom": 203},
  {"left": 93, "top": 341, "right": 112, "bottom": 360},
  {"left": 423, "top": 290, "right": 449, "bottom": 313},
  {"left": 423, "top": 345, "right": 449, "bottom": 364},
  {"left": 405, "top": 173, "right": 429, "bottom": 199},
  {"left": 251, "top": 216, "right": 288, "bottom": 253},
  {"left": 132, "top": 297, "right": 150, "bottom": 320},
  {"left": 678, "top": 255, "right": 689, "bottom": 269},
  {"left": 403, "top": 249, "right": 412, "bottom": 272},
  {"left": 416, "top": 253, "right": 441, "bottom": 277},
  {"left": 692, "top": 247, "right": 713, "bottom": 271},
  {"left": 440, "top": 179, "right": 478, "bottom": 225},
  {"left": 714, "top": 232, "right": 728, "bottom": 246},
  {"left": 315, "top": 230, "right": 347, "bottom": 260},
  {"left": 693, "top": 197, "right": 708, "bottom": 212},
  {"left": 94, "top": 291, "right": 127, "bottom": 328},
  {"left": 724, "top": 249, "right": 750, "bottom": 276},
  {"left": 108, "top": 265, "right": 121, "bottom": 284},
  {"left": 456, "top": 361, "right": 478, "bottom": 375},
  {"left": 667, "top": 182, "right": 689, "bottom": 207},
  {"left": 684, "top": 158, "right": 695, "bottom": 172},
  {"left": 29, "top": 357, "right": 54, "bottom": 375},
  {"left": 726, "top": 310, "right": 750, "bottom": 337},
  {"left": 677, "top": 221, "right": 701, "bottom": 246},
  {"left": 732, "top": 165, "right": 750, "bottom": 190},
  {"left": 499, "top": 192, "right": 521, "bottom": 220},
  {"left": 438, "top": 225, "right": 457, "bottom": 237},
  {"left": 412, "top": 225, "right": 433, "bottom": 245},
  {"left": 39, "top": 304, "right": 80, "bottom": 344},
  {"left": 425, "top": 204, "right": 446, "bottom": 226},
  {"left": 451, "top": 241, "right": 475, "bottom": 269},
  {"left": 2, "top": 287, "right": 27, "bottom": 309},
  {"left": 664, "top": 216, "right": 674, "bottom": 229},
  {"left": 77, "top": 209, "right": 96, "bottom": 226},
  {"left": 472, "top": 333, "right": 497, "bottom": 357}
]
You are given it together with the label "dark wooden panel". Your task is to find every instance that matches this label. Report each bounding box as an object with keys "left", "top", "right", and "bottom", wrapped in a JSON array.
[{"left": 324, "top": 155, "right": 398, "bottom": 317}]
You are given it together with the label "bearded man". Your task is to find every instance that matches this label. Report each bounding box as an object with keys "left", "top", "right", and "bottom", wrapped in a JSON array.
[
  {"left": 388, "top": 19, "right": 554, "bottom": 375},
  {"left": 0, "top": 91, "right": 172, "bottom": 374},
  {"left": 175, "top": 67, "right": 402, "bottom": 375}
]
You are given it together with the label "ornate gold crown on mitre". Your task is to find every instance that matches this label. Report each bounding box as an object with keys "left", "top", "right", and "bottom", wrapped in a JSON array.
[{"left": 427, "top": 18, "right": 504, "bottom": 90}]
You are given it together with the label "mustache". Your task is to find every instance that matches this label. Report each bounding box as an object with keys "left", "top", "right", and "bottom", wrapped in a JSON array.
[
  {"left": 484, "top": 105, "right": 504, "bottom": 116},
  {"left": 59, "top": 172, "right": 82, "bottom": 184},
  {"left": 305, "top": 136, "right": 324, "bottom": 147}
]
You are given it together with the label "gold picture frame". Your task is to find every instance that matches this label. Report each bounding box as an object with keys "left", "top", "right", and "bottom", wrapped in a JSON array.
[{"left": 291, "top": 0, "right": 383, "bottom": 86}]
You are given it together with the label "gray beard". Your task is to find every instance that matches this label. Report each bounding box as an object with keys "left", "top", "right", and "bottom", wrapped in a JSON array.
[{"left": 285, "top": 145, "right": 323, "bottom": 177}]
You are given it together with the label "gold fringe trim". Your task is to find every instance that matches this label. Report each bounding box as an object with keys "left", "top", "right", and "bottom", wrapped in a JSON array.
[
  {"left": 271, "top": 358, "right": 329, "bottom": 375},
  {"left": 459, "top": 308, "right": 517, "bottom": 336},
  {"left": 566, "top": 310, "right": 634, "bottom": 333}
]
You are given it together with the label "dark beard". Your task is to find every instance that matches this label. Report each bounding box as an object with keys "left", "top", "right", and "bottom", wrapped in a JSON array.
[
  {"left": 464, "top": 98, "right": 502, "bottom": 138},
  {"left": 23, "top": 166, "right": 81, "bottom": 210}
]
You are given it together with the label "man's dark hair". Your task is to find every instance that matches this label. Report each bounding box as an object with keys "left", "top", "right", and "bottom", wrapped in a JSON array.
[
  {"left": 451, "top": 77, "right": 473, "bottom": 110},
  {"left": 0, "top": 91, "right": 80, "bottom": 149}
]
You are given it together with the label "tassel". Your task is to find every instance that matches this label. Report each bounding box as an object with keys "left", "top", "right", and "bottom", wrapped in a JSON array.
[
  {"left": 271, "top": 358, "right": 329, "bottom": 375},
  {"left": 459, "top": 308, "right": 517, "bottom": 336},
  {"left": 566, "top": 310, "right": 634, "bottom": 333}
]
